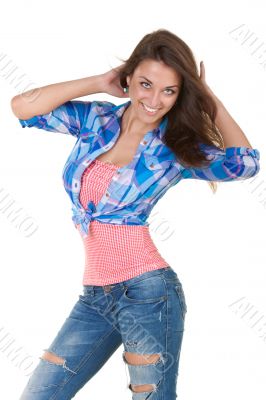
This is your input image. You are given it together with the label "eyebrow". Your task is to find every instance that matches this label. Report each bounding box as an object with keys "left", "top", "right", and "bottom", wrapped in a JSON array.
[{"left": 138, "top": 76, "right": 180, "bottom": 88}]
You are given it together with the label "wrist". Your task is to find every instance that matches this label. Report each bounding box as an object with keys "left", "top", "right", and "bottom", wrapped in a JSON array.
[
  {"left": 204, "top": 84, "right": 223, "bottom": 108},
  {"left": 84, "top": 74, "right": 105, "bottom": 95},
  {"left": 94, "top": 74, "right": 106, "bottom": 93}
]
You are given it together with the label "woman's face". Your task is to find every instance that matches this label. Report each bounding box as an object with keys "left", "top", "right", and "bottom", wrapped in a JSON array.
[{"left": 126, "top": 59, "right": 182, "bottom": 124}]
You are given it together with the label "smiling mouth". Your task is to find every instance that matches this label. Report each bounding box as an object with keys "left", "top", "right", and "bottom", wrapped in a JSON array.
[{"left": 141, "top": 102, "right": 161, "bottom": 114}]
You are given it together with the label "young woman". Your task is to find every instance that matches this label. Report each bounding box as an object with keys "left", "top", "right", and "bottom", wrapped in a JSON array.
[{"left": 11, "top": 28, "right": 260, "bottom": 399}]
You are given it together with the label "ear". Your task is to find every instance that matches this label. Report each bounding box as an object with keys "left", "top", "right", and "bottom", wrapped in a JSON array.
[{"left": 126, "top": 76, "right": 131, "bottom": 86}]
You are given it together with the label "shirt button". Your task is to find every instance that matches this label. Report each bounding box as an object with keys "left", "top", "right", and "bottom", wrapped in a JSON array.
[
  {"left": 142, "top": 140, "right": 147, "bottom": 145},
  {"left": 106, "top": 192, "right": 110, "bottom": 197}
]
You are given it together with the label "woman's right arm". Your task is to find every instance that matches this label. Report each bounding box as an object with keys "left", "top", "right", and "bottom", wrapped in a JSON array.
[{"left": 10, "top": 75, "right": 105, "bottom": 120}]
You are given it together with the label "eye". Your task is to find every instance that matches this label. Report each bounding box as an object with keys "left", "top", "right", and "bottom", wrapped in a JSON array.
[
  {"left": 140, "top": 82, "right": 175, "bottom": 95},
  {"left": 165, "top": 88, "right": 175, "bottom": 95},
  {"left": 140, "top": 81, "right": 150, "bottom": 89}
]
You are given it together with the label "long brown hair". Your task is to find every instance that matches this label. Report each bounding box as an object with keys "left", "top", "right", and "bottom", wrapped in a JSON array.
[{"left": 115, "top": 29, "right": 224, "bottom": 194}]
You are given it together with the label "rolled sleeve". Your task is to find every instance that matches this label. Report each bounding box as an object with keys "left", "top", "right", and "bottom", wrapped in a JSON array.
[
  {"left": 18, "top": 100, "right": 93, "bottom": 138},
  {"left": 181, "top": 143, "right": 261, "bottom": 181}
]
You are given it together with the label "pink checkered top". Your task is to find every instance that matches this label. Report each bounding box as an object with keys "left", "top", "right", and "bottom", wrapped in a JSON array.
[{"left": 76, "top": 158, "right": 169, "bottom": 286}]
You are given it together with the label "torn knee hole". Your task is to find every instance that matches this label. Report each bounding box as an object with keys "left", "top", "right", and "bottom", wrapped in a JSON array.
[
  {"left": 41, "top": 351, "right": 65, "bottom": 365},
  {"left": 40, "top": 351, "right": 78, "bottom": 375},
  {"left": 129, "top": 384, "right": 156, "bottom": 393},
  {"left": 130, "top": 383, "right": 156, "bottom": 393},
  {"left": 124, "top": 351, "right": 160, "bottom": 365}
]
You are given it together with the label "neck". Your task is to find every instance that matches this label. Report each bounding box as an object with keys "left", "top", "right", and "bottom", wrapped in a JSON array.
[{"left": 121, "top": 103, "right": 161, "bottom": 137}]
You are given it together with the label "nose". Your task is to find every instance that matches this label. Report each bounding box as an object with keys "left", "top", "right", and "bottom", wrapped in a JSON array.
[{"left": 147, "top": 91, "right": 162, "bottom": 108}]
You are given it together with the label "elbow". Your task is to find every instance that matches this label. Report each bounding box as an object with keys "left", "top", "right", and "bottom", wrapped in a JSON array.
[
  {"left": 225, "top": 148, "right": 261, "bottom": 181},
  {"left": 236, "top": 160, "right": 261, "bottom": 180},
  {"left": 10, "top": 95, "right": 34, "bottom": 120},
  {"left": 10, "top": 96, "right": 20, "bottom": 118},
  {"left": 10, "top": 95, "right": 26, "bottom": 119},
  {"left": 247, "top": 161, "right": 260, "bottom": 179}
]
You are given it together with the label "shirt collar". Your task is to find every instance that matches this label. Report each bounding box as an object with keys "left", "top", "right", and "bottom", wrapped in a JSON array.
[{"left": 105, "top": 100, "right": 168, "bottom": 140}]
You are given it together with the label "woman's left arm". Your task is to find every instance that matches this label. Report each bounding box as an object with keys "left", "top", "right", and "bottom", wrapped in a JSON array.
[{"left": 199, "top": 61, "right": 253, "bottom": 149}]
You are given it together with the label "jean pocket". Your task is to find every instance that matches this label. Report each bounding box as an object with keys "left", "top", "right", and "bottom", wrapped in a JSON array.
[
  {"left": 124, "top": 275, "right": 167, "bottom": 304},
  {"left": 83, "top": 285, "right": 94, "bottom": 296},
  {"left": 79, "top": 286, "right": 110, "bottom": 313},
  {"left": 174, "top": 284, "right": 187, "bottom": 320},
  {"left": 79, "top": 285, "right": 97, "bottom": 303}
]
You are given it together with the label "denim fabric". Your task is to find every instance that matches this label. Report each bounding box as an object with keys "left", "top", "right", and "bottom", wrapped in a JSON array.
[{"left": 19, "top": 266, "right": 187, "bottom": 400}]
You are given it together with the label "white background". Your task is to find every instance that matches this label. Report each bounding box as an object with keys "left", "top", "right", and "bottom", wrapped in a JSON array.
[{"left": 0, "top": 0, "right": 265, "bottom": 399}]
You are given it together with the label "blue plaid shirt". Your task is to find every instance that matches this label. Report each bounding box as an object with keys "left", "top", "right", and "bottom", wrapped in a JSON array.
[{"left": 18, "top": 99, "right": 261, "bottom": 238}]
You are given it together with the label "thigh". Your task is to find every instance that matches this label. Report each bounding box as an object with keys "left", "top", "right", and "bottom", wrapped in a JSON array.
[
  {"left": 118, "top": 267, "right": 187, "bottom": 400},
  {"left": 19, "top": 286, "right": 122, "bottom": 400}
]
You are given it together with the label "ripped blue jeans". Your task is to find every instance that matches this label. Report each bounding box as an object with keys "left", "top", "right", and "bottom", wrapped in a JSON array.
[{"left": 19, "top": 266, "right": 187, "bottom": 399}]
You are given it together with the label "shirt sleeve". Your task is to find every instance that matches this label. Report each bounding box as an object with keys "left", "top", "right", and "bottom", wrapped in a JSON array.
[
  {"left": 181, "top": 143, "right": 261, "bottom": 181},
  {"left": 18, "top": 100, "right": 93, "bottom": 138}
]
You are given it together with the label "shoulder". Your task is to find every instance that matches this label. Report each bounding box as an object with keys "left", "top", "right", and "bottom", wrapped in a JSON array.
[{"left": 90, "top": 100, "right": 116, "bottom": 115}]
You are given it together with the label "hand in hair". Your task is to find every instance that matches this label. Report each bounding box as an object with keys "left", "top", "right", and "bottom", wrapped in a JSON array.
[{"left": 101, "top": 64, "right": 129, "bottom": 98}]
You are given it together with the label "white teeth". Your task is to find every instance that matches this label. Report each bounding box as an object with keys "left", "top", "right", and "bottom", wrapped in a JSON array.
[{"left": 142, "top": 103, "right": 158, "bottom": 113}]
